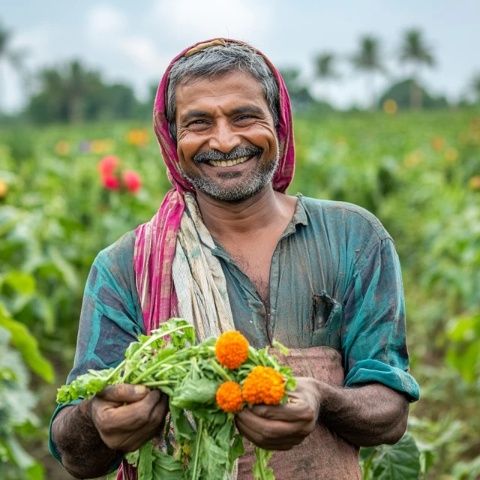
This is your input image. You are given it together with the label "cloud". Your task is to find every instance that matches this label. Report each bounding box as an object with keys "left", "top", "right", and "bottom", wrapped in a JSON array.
[
  {"left": 86, "top": 4, "right": 127, "bottom": 38},
  {"left": 153, "top": 0, "right": 273, "bottom": 43},
  {"left": 119, "top": 36, "right": 170, "bottom": 77}
]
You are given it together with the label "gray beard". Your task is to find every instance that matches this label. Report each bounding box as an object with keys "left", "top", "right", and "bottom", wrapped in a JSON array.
[{"left": 182, "top": 155, "right": 279, "bottom": 203}]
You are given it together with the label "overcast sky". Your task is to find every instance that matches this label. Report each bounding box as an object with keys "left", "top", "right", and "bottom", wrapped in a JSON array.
[{"left": 1, "top": 0, "right": 479, "bottom": 111}]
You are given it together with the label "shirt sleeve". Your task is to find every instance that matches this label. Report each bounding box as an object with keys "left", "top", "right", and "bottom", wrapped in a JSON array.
[
  {"left": 49, "top": 231, "right": 144, "bottom": 462},
  {"left": 341, "top": 237, "right": 420, "bottom": 401}
]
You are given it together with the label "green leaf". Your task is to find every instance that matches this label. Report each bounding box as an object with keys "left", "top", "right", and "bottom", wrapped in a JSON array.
[
  {"left": 1, "top": 271, "right": 36, "bottom": 296},
  {"left": 0, "top": 304, "right": 54, "bottom": 383},
  {"left": 152, "top": 450, "right": 184, "bottom": 479},
  {"left": 171, "top": 377, "right": 219, "bottom": 410},
  {"left": 368, "top": 433, "right": 421, "bottom": 480},
  {"left": 49, "top": 247, "right": 80, "bottom": 292},
  {"left": 26, "top": 462, "right": 45, "bottom": 480},
  {"left": 137, "top": 441, "right": 153, "bottom": 480}
]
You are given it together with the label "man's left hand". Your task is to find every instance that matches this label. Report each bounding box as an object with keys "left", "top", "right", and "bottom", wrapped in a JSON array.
[{"left": 235, "top": 377, "right": 320, "bottom": 450}]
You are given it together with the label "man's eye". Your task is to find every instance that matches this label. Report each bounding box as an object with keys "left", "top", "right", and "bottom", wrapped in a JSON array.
[
  {"left": 188, "top": 119, "right": 208, "bottom": 126},
  {"left": 235, "top": 114, "right": 255, "bottom": 122}
]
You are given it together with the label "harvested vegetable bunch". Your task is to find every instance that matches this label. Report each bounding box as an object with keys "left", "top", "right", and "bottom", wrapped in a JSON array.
[{"left": 56, "top": 318, "right": 296, "bottom": 480}]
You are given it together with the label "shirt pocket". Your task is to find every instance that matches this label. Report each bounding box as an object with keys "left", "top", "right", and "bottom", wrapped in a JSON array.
[{"left": 310, "top": 291, "right": 343, "bottom": 351}]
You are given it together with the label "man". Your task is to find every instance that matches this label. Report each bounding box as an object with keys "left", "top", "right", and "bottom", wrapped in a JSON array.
[{"left": 50, "top": 39, "right": 419, "bottom": 479}]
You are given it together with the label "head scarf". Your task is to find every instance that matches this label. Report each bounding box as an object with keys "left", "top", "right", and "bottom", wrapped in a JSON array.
[{"left": 133, "top": 38, "right": 296, "bottom": 336}]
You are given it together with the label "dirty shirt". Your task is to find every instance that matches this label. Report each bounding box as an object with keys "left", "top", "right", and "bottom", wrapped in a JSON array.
[{"left": 49, "top": 195, "right": 420, "bottom": 467}]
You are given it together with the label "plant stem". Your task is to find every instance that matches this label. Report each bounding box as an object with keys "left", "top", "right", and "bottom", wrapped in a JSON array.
[
  {"left": 255, "top": 447, "right": 269, "bottom": 480},
  {"left": 191, "top": 418, "right": 204, "bottom": 480}
]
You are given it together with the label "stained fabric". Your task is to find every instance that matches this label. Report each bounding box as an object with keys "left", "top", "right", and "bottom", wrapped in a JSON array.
[{"left": 49, "top": 195, "right": 420, "bottom": 477}]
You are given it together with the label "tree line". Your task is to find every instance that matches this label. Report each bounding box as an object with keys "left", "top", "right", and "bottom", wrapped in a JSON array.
[{"left": 1, "top": 22, "right": 480, "bottom": 124}]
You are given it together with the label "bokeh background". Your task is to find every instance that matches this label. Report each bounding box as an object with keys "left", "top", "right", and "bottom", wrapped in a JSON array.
[{"left": 1, "top": 1, "right": 479, "bottom": 479}]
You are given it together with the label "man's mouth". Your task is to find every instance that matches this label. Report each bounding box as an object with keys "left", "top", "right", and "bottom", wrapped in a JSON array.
[{"left": 208, "top": 155, "right": 253, "bottom": 167}]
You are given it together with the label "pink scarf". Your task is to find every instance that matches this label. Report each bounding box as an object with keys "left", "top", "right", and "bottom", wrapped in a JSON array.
[{"left": 121, "top": 38, "right": 296, "bottom": 480}]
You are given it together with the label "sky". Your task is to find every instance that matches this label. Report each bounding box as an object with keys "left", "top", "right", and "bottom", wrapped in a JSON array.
[{"left": 1, "top": 0, "right": 479, "bottom": 112}]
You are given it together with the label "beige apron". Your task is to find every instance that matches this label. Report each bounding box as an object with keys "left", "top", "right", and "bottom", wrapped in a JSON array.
[{"left": 237, "top": 347, "right": 361, "bottom": 480}]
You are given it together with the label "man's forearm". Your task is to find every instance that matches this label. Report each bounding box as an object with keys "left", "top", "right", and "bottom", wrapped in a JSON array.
[
  {"left": 52, "top": 402, "right": 121, "bottom": 479},
  {"left": 317, "top": 382, "right": 409, "bottom": 447}
]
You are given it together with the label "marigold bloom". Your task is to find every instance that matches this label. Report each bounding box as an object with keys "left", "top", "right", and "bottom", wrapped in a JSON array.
[
  {"left": 215, "top": 331, "right": 249, "bottom": 369},
  {"left": 0, "top": 179, "right": 8, "bottom": 199},
  {"left": 122, "top": 170, "right": 142, "bottom": 194},
  {"left": 216, "top": 381, "right": 243, "bottom": 413},
  {"left": 127, "top": 128, "right": 149, "bottom": 146},
  {"left": 242, "top": 366, "right": 285, "bottom": 405},
  {"left": 469, "top": 175, "right": 480, "bottom": 190}
]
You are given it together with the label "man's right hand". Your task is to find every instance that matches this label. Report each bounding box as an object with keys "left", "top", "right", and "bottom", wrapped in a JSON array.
[{"left": 86, "top": 384, "right": 168, "bottom": 452}]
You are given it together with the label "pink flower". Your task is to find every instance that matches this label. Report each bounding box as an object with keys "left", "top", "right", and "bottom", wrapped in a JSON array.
[
  {"left": 122, "top": 170, "right": 142, "bottom": 194},
  {"left": 102, "top": 175, "right": 120, "bottom": 190},
  {"left": 98, "top": 156, "right": 119, "bottom": 177}
]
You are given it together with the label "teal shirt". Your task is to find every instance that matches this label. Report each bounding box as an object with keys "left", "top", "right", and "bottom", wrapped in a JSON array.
[{"left": 50, "top": 195, "right": 419, "bottom": 461}]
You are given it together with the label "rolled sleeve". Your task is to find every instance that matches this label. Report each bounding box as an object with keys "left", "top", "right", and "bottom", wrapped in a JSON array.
[{"left": 342, "top": 237, "right": 420, "bottom": 401}]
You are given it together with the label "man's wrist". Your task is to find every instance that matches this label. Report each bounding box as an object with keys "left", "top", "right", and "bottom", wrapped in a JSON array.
[{"left": 314, "top": 379, "right": 340, "bottom": 423}]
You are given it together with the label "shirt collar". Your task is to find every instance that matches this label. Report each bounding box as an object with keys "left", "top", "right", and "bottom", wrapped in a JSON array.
[{"left": 211, "top": 194, "right": 308, "bottom": 260}]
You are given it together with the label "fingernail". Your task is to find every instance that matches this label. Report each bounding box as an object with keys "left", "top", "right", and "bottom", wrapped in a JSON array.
[{"left": 134, "top": 385, "right": 147, "bottom": 395}]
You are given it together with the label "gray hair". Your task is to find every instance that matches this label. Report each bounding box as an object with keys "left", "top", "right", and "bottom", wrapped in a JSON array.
[{"left": 165, "top": 42, "right": 280, "bottom": 140}]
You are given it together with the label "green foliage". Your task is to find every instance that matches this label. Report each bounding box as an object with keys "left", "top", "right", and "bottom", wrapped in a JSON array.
[
  {"left": 57, "top": 318, "right": 295, "bottom": 479},
  {"left": 25, "top": 60, "right": 146, "bottom": 123},
  {"left": 1, "top": 109, "right": 479, "bottom": 478},
  {"left": 0, "top": 304, "right": 54, "bottom": 382},
  {"left": 0, "top": 327, "right": 44, "bottom": 480},
  {"left": 379, "top": 78, "right": 448, "bottom": 110},
  {"left": 361, "top": 434, "right": 421, "bottom": 479}
]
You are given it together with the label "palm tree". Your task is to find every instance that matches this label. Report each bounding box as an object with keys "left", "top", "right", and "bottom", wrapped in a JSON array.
[
  {"left": 351, "top": 36, "right": 385, "bottom": 110},
  {"left": 0, "top": 22, "right": 26, "bottom": 112},
  {"left": 314, "top": 52, "right": 339, "bottom": 102},
  {"left": 399, "top": 28, "right": 435, "bottom": 109}
]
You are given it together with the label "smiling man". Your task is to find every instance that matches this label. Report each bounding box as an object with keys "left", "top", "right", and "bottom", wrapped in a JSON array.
[{"left": 50, "top": 39, "right": 419, "bottom": 480}]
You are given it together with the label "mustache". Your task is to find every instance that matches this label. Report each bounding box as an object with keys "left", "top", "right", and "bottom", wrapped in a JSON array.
[{"left": 193, "top": 146, "right": 263, "bottom": 164}]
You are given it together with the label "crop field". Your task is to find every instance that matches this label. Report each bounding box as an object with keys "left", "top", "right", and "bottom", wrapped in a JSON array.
[{"left": 1, "top": 108, "right": 479, "bottom": 479}]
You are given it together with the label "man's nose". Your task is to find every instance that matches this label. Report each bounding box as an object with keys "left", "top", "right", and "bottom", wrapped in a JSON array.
[{"left": 208, "top": 120, "right": 241, "bottom": 153}]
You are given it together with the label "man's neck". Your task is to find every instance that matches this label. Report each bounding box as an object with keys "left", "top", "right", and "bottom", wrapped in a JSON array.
[{"left": 195, "top": 185, "right": 293, "bottom": 239}]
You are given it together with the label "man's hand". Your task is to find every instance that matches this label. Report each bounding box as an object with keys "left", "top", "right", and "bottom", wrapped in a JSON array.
[
  {"left": 88, "top": 384, "right": 168, "bottom": 452},
  {"left": 235, "top": 377, "right": 320, "bottom": 450}
]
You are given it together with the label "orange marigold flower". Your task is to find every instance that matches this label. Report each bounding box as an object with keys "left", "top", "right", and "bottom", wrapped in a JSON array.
[
  {"left": 216, "top": 381, "right": 243, "bottom": 413},
  {"left": 242, "top": 366, "right": 285, "bottom": 405},
  {"left": 215, "top": 331, "right": 249, "bottom": 369}
]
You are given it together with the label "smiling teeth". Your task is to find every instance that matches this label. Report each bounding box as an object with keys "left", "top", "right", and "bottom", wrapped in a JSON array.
[{"left": 209, "top": 156, "right": 251, "bottom": 167}]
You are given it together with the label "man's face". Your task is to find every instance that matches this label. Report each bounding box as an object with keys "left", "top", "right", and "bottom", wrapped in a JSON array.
[{"left": 175, "top": 71, "right": 279, "bottom": 202}]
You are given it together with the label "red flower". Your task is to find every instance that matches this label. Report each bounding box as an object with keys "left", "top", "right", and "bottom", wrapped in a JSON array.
[
  {"left": 122, "top": 170, "right": 142, "bottom": 194},
  {"left": 102, "top": 175, "right": 120, "bottom": 190},
  {"left": 98, "top": 156, "right": 119, "bottom": 177}
]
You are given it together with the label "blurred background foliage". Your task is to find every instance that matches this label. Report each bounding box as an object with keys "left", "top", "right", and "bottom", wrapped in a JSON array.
[{"left": 1, "top": 19, "right": 480, "bottom": 480}]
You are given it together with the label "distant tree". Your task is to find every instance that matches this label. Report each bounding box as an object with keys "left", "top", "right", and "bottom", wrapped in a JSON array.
[
  {"left": 0, "top": 22, "right": 27, "bottom": 112},
  {"left": 378, "top": 78, "right": 448, "bottom": 110},
  {"left": 399, "top": 28, "right": 435, "bottom": 109},
  {"left": 26, "top": 60, "right": 140, "bottom": 123},
  {"left": 351, "top": 35, "right": 385, "bottom": 109},
  {"left": 470, "top": 73, "right": 480, "bottom": 104},
  {"left": 313, "top": 52, "right": 339, "bottom": 102},
  {"left": 27, "top": 60, "right": 103, "bottom": 123},
  {"left": 279, "top": 67, "right": 315, "bottom": 112}
]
